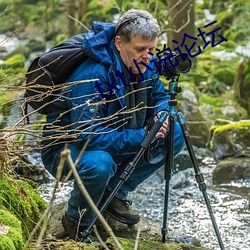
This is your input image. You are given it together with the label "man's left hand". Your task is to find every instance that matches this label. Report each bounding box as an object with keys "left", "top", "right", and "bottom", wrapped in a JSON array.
[{"left": 154, "top": 111, "right": 169, "bottom": 139}]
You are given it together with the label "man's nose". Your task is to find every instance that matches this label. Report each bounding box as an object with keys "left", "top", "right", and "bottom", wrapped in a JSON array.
[{"left": 142, "top": 51, "right": 151, "bottom": 60}]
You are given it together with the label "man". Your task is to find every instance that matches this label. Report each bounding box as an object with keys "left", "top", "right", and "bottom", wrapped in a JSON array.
[{"left": 41, "top": 9, "right": 185, "bottom": 241}]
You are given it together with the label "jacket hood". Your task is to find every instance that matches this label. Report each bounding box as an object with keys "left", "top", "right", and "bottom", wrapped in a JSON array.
[{"left": 82, "top": 21, "right": 116, "bottom": 65}]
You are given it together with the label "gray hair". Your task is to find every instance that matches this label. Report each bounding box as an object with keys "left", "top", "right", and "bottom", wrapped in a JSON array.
[{"left": 115, "top": 9, "right": 160, "bottom": 43}]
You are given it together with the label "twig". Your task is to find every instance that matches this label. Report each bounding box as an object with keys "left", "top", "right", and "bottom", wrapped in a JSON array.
[
  {"left": 134, "top": 220, "right": 142, "bottom": 250},
  {"left": 68, "top": 14, "right": 90, "bottom": 31},
  {"left": 61, "top": 148, "right": 124, "bottom": 250},
  {"left": 93, "top": 225, "right": 110, "bottom": 250}
]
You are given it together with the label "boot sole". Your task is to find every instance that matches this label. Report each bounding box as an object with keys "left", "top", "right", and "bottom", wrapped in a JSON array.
[{"left": 105, "top": 210, "right": 140, "bottom": 225}]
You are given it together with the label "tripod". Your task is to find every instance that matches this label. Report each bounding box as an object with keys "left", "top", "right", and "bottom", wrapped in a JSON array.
[
  {"left": 82, "top": 76, "right": 225, "bottom": 250},
  {"left": 161, "top": 76, "right": 225, "bottom": 249}
]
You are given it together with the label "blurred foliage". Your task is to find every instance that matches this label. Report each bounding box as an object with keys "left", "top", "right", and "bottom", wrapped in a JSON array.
[{"left": 235, "top": 57, "right": 250, "bottom": 116}]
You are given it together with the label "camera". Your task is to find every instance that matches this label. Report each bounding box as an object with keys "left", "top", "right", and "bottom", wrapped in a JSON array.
[{"left": 156, "top": 52, "right": 192, "bottom": 79}]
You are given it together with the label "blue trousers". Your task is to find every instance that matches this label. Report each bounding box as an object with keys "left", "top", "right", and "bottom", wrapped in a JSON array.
[{"left": 41, "top": 123, "right": 185, "bottom": 226}]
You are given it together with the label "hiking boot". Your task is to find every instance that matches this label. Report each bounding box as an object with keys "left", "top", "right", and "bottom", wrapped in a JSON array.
[
  {"left": 105, "top": 196, "right": 140, "bottom": 225},
  {"left": 61, "top": 213, "right": 97, "bottom": 243}
]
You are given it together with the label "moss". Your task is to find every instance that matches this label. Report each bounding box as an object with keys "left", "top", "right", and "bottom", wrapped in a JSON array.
[
  {"left": 199, "top": 91, "right": 249, "bottom": 122},
  {"left": 0, "top": 174, "right": 47, "bottom": 239},
  {"left": 7, "top": 228, "right": 24, "bottom": 249},
  {"left": 0, "top": 235, "right": 16, "bottom": 250},
  {"left": 1, "top": 54, "right": 25, "bottom": 69},
  {"left": 0, "top": 209, "right": 21, "bottom": 229},
  {"left": 209, "top": 120, "right": 250, "bottom": 151},
  {"left": 199, "top": 95, "right": 224, "bottom": 108},
  {"left": 0, "top": 209, "right": 24, "bottom": 249},
  {"left": 213, "top": 120, "right": 250, "bottom": 133},
  {"left": 106, "top": 237, "right": 209, "bottom": 250}
]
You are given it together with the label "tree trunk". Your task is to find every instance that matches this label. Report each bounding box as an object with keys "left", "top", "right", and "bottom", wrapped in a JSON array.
[
  {"left": 67, "top": 0, "right": 77, "bottom": 36},
  {"left": 78, "top": 0, "right": 88, "bottom": 20},
  {"left": 167, "top": 0, "right": 196, "bottom": 53}
]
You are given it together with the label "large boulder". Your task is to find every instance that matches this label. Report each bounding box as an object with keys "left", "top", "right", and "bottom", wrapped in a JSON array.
[
  {"left": 209, "top": 120, "right": 250, "bottom": 160},
  {"left": 213, "top": 157, "right": 250, "bottom": 184},
  {"left": 209, "top": 119, "right": 250, "bottom": 184}
]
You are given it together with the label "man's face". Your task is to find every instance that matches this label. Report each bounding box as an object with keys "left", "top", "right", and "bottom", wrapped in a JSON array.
[{"left": 115, "top": 35, "right": 157, "bottom": 74}]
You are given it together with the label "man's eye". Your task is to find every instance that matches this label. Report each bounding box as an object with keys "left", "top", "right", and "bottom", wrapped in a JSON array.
[
  {"left": 149, "top": 48, "right": 154, "bottom": 53},
  {"left": 136, "top": 48, "right": 144, "bottom": 52}
]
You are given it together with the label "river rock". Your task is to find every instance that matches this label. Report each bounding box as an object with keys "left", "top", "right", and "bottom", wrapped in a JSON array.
[
  {"left": 209, "top": 119, "right": 250, "bottom": 160},
  {"left": 213, "top": 157, "right": 250, "bottom": 184}
]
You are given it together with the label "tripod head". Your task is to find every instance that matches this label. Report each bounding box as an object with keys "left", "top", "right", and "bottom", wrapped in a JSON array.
[{"left": 168, "top": 76, "right": 182, "bottom": 100}]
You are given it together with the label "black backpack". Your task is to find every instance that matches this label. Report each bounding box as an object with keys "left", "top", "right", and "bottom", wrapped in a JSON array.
[{"left": 24, "top": 34, "right": 87, "bottom": 115}]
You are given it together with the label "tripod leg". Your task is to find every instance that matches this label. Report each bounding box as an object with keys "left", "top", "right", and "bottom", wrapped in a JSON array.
[
  {"left": 162, "top": 114, "right": 175, "bottom": 243},
  {"left": 177, "top": 112, "right": 225, "bottom": 250}
]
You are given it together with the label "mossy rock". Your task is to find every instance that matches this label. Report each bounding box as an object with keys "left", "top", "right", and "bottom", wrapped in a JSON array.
[
  {"left": 0, "top": 174, "right": 47, "bottom": 239},
  {"left": 0, "top": 209, "right": 24, "bottom": 250},
  {"left": 209, "top": 120, "right": 250, "bottom": 160},
  {"left": 107, "top": 237, "right": 210, "bottom": 250}
]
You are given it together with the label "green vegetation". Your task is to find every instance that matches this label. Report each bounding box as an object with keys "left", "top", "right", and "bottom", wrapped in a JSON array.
[
  {"left": 0, "top": 174, "right": 47, "bottom": 239},
  {"left": 0, "top": 209, "right": 24, "bottom": 250}
]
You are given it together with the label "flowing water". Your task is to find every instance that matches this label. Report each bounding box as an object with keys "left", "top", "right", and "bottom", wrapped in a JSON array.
[{"left": 38, "top": 156, "right": 250, "bottom": 250}]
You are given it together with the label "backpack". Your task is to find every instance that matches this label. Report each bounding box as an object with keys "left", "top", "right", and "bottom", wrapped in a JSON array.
[{"left": 24, "top": 34, "right": 87, "bottom": 115}]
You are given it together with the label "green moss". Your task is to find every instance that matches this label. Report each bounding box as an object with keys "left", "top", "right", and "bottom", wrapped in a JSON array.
[
  {"left": 213, "top": 120, "right": 250, "bottom": 133},
  {"left": 0, "top": 209, "right": 21, "bottom": 229},
  {"left": 209, "top": 120, "right": 250, "bottom": 151},
  {"left": 1, "top": 54, "right": 25, "bottom": 69},
  {"left": 7, "top": 228, "right": 24, "bottom": 249},
  {"left": 199, "top": 95, "right": 224, "bottom": 107},
  {"left": 0, "top": 209, "right": 24, "bottom": 249},
  {"left": 0, "top": 175, "right": 47, "bottom": 239},
  {"left": 0, "top": 235, "right": 16, "bottom": 250},
  {"left": 106, "top": 237, "right": 207, "bottom": 250}
]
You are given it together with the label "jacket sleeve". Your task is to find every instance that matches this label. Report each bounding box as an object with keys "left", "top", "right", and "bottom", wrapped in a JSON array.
[
  {"left": 149, "top": 71, "right": 170, "bottom": 116},
  {"left": 65, "top": 62, "right": 146, "bottom": 156}
]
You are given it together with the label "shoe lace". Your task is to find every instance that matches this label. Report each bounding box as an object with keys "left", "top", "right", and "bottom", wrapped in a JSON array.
[{"left": 123, "top": 199, "right": 132, "bottom": 209}]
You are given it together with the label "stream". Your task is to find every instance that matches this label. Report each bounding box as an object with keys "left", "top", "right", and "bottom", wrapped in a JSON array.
[{"left": 38, "top": 155, "right": 250, "bottom": 250}]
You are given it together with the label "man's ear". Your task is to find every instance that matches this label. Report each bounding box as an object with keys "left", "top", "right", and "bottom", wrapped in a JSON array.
[{"left": 115, "top": 36, "right": 122, "bottom": 51}]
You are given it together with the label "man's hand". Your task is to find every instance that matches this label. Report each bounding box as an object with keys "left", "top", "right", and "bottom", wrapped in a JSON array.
[{"left": 154, "top": 111, "right": 169, "bottom": 139}]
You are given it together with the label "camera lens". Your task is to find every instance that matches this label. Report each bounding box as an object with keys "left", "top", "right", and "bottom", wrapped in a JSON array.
[{"left": 175, "top": 53, "right": 192, "bottom": 74}]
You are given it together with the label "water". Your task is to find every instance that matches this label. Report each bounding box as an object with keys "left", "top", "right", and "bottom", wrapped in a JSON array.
[{"left": 38, "top": 157, "right": 250, "bottom": 250}]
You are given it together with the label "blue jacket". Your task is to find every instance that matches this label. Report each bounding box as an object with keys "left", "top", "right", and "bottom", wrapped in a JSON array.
[{"left": 44, "top": 21, "right": 170, "bottom": 156}]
